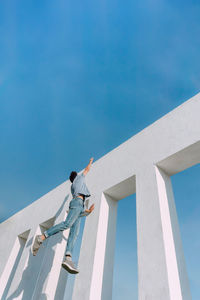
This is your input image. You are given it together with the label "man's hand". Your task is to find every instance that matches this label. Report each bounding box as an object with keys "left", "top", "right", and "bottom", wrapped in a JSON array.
[
  {"left": 83, "top": 157, "right": 94, "bottom": 176},
  {"left": 85, "top": 204, "right": 95, "bottom": 214}
]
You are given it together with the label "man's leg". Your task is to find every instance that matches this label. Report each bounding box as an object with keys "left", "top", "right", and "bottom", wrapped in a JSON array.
[
  {"left": 32, "top": 206, "right": 82, "bottom": 256},
  {"left": 66, "top": 216, "right": 81, "bottom": 256},
  {"left": 62, "top": 217, "right": 82, "bottom": 274},
  {"left": 44, "top": 207, "right": 82, "bottom": 238}
]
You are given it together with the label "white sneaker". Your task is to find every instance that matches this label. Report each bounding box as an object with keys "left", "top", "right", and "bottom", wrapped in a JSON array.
[
  {"left": 62, "top": 257, "right": 79, "bottom": 274},
  {"left": 32, "top": 235, "right": 43, "bottom": 256}
]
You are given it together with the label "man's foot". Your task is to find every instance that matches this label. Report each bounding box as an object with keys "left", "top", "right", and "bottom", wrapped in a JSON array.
[
  {"left": 62, "top": 256, "right": 79, "bottom": 274},
  {"left": 32, "top": 235, "right": 43, "bottom": 256}
]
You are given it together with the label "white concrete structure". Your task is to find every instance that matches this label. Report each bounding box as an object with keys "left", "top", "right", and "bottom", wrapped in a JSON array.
[{"left": 0, "top": 93, "right": 200, "bottom": 300}]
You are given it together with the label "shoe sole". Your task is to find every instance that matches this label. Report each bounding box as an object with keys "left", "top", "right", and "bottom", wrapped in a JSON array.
[{"left": 61, "top": 262, "right": 79, "bottom": 274}]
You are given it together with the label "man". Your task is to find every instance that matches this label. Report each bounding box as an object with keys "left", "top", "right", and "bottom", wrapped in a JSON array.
[{"left": 32, "top": 157, "right": 95, "bottom": 274}]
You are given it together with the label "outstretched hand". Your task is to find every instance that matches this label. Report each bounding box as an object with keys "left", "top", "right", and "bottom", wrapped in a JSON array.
[{"left": 83, "top": 157, "right": 94, "bottom": 176}]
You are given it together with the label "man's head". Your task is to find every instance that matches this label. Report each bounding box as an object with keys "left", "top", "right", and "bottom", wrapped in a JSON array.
[{"left": 69, "top": 171, "right": 77, "bottom": 183}]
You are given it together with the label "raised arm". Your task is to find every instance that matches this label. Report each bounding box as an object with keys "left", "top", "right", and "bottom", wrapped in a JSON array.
[{"left": 83, "top": 157, "right": 94, "bottom": 176}]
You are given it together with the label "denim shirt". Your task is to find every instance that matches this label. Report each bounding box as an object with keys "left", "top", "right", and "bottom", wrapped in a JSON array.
[{"left": 71, "top": 173, "right": 91, "bottom": 199}]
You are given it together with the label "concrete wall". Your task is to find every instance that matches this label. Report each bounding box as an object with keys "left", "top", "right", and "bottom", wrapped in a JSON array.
[{"left": 0, "top": 93, "right": 200, "bottom": 300}]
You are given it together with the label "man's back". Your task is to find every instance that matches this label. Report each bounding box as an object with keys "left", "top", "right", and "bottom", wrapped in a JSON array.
[{"left": 71, "top": 173, "right": 91, "bottom": 199}]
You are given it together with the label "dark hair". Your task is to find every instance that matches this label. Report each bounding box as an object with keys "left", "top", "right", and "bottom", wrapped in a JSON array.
[{"left": 69, "top": 171, "right": 77, "bottom": 183}]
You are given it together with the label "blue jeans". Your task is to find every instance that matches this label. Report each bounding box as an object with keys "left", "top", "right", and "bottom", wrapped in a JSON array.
[{"left": 44, "top": 197, "right": 86, "bottom": 256}]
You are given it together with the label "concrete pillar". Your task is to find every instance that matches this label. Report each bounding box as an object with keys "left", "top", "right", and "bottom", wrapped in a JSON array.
[
  {"left": 0, "top": 213, "right": 70, "bottom": 300},
  {"left": 155, "top": 166, "right": 191, "bottom": 300},
  {"left": 72, "top": 192, "right": 118, "bottom": 300},
  {"left": 0, "top": 230, "right": 31, "bottom": 300},
  {"left": 136, "top": 165, "right": 191, "bottom": 300},
  {"left": 31, "top": 212, "right": 70, "bottom": 300},
  {"left": 1, "top": 228, "right": 38, "bottom": 300}
]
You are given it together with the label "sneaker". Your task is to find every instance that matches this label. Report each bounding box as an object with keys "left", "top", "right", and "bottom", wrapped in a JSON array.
[
  {"left": 62, "top": 257, "right": 79, "bottom": 274},
  {"left": 32, "top": 235, "right": 43, "bottom": 256}
]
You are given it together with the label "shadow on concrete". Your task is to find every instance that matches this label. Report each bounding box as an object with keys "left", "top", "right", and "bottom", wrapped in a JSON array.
[{"left": 5, "top": 195, "right": 69, "bottom": 300}]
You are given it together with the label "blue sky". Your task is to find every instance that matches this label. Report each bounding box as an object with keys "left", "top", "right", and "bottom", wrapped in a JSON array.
[{"left": 0, "top": 0, "right": 200, "bottom": 299}]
